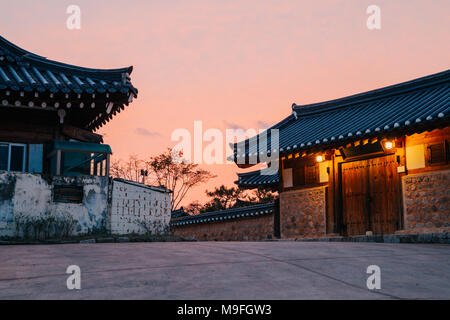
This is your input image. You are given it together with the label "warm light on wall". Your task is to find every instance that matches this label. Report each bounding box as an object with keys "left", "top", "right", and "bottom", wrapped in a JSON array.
[
  {"left": 384, "top": 141, "right": 393, "bottom": 150},
  {"left": 316, "top": 155, "right": 323, "bottom": 162}
]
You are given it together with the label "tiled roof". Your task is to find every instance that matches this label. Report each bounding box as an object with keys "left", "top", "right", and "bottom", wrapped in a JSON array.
[
  {"left": 234, "top": 70, "right": 450, "bottom": 161},
  {"left": 170, "top": 202, "right": 275, "bottom": 226},
  {"left": 0, "top": 35, "right": 138, "bottom": 130},
  {"left": 113, "top": 178, "right": 172, "bottom": 194},
  {"left": 171, "top": 207, "right": 190, "bottom": 219},
  {"left": 235, "top": 170, "right": 279, "bottom": 187}
]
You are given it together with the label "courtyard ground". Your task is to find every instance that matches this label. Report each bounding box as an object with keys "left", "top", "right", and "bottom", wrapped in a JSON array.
[{"left": 0, "top": 241, "right": 449, "bottom": 299}]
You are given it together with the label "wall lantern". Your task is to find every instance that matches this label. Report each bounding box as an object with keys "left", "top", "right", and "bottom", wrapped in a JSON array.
[
  {"left": 316, "top": 155, "right": 324, "bottom": 162},
  {"left": 384, "top": 141, "right": 394, "bottom": 150}
]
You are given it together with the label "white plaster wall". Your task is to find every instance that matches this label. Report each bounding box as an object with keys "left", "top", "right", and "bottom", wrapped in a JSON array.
[
  {"left": 52, "top": 176, "right": 109, "bottom": 234},
  {"left": 110, "top": 180, "right": 171, "bottom": 235},
  {"left": 0, "top": 174, "right": 16, "bottom": 237},
  {"left": 0, "top": 172, "right": 109, "bottom": 238}
]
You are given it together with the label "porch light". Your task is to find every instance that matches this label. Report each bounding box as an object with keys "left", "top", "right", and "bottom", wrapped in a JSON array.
[
  {"left": 316, "top": 155, "right": 324, "bottom": 162},
  {"left": 384, "top": 141, "right": 393, "bottom": 150}
]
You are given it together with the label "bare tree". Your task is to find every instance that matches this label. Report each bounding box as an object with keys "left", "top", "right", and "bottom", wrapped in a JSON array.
[
  {"left": 110, "top": 154, "right": 144, "bottom": 182},
  {"left": 111, "top": 149, "right": 216, "bottom": 211},
  {"left": 146, "top": 149, "right": 216, "bottom": 210},
  {"left": 110, "top": 158, "right": 125, "bottom": 180}
]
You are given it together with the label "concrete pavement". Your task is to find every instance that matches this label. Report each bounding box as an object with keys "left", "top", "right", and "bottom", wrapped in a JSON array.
[{"left": 0, "top": 241, "right": 449, "bottom": 299}]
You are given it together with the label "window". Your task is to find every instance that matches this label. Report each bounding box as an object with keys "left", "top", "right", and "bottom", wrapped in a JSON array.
[
  {"left": 0, "top": 143, "right": 26, "bottom": 172},
  {"left": 47, "top": 140, "right": 111, "bottom": 177},
  {"left": 305, "top": 163, "right": 319, "bottom": 185},
  {"left": 428, "top": 141, "right": 448, "bottom": 165},
  {"left": 283, "top": 157, "right": 320, "bottom": 189},
  {"left": 283, "top": 168, "right": 293, "bottom": 188},
  {"left": 61, "top": 151, "right": 92, "bottom": 176},
  {"left": 293, "top": 165, "right": 305, "bottom": 186},
  {"left": 53, "top": 184, "right": 83, "bottom": 203},
  {"left": 406, "top": 144, "right": 426, "bottom": 170}
]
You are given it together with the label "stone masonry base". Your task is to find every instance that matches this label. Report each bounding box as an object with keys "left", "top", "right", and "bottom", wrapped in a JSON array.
[{"left": 282, "top": 232, "right": 450, "bottom": 244}]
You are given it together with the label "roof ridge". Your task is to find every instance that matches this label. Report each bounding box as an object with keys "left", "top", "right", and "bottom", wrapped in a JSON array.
[
  {"left": 174, "top": 202, "right": 275, "bottom": 220},
  {"left": 0, "top": 35, "right": 42, "bottom": 58},
  {"left": 292, "top": 69, "right": 450, "bottom": 116},
  {"left": 113, "top": 178, "right": 171, "bottom": 193},
  {"left": 0, "top": 35, "right": 133, "bottom": 76},
  {"left": 237, "top": 169, "right": 278, "bottom": 177}
]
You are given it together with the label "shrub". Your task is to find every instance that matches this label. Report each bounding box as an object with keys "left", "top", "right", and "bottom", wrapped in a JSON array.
[
  {"left": 135, "top": 219, "right": 170, "bottom": 236},
  {"left": 15, "top": 212, "right": 77, "bottom": 240}
]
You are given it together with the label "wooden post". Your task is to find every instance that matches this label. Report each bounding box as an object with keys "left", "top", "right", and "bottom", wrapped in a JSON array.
[
  {"left": 93, "top": 159, "right": 98, "bottom": 176},
  {"left": 106, "top": 153, "right": 110, "bottom": 177},
  {"left": 56, "top": 150, "right": 61, "bottom": 175}
]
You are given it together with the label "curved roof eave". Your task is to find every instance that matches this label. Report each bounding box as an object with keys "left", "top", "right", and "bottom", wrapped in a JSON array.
[{"left": 0, "top": 35, "right": 133, "bottom": 77}]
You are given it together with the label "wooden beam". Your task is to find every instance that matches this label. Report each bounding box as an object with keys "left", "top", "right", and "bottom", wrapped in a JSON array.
[{"left": 62, "top": 124, "right": 103, "bottom": 143}]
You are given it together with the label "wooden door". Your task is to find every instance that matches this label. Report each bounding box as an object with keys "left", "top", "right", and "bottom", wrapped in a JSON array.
[
  {"left": 340, "top": 155, "right": 399, "bottom": 236},
  {"left": 341, "top": 159, "right": 370, "bottom": 235}
]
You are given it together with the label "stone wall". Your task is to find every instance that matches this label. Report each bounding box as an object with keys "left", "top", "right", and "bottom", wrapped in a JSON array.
[
  {"left": 402, "top": 169, "right": 450, "bottom": 233},
  {"left": 172, "top": 214, "right": 274, "bottom": 241},
  {"left": 0, "top": 172, "right": 109, "bottom": 238},
  {"left": 110, "top": 179, "right": 171, "bottom": 235},
  {"left": 279, "top": 186, "right": 326, "bottom": 239}
]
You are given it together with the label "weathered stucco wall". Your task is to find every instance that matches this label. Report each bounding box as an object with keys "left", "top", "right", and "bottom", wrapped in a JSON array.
[
  {"left": 110, "top": 180, "right": 171, "bottom": 235},
  {"left": 171, "top": 214, "right": 274, "bottom": 241},
  {"left": 0, "top": 172, "right": 108, "bottom": 238},
  {"left": 280, "top": 186, "right": 326, "bottom": 239},
  {"left": 402, "top": 169, "right": 450, "bottom": 233}
]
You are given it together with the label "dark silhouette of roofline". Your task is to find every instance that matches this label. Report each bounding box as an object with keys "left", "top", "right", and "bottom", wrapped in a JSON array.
[{"left": 0, "top": 35, "right": 133, "bottom": 77}]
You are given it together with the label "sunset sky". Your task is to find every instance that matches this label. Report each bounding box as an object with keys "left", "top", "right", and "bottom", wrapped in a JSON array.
[{"left": 2, "top": 0, "right": 449, "bottom": 207}]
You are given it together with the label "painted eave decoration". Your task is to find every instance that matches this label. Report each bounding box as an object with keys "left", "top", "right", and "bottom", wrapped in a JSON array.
[
  {"left": 0, "top": 35, "right": 138, "bottom": 130},
  {"left": 234, "top": 69, "right": 450, "bottom": 164},
  {"left": 170, "top": 202, "right": 275, "bottom": 226}
]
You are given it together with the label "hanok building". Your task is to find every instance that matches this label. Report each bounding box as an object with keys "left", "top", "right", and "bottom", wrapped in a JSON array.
[
  {"left": 0, "top": 35, "right": 137, "bottom": 175},
  {"left": 0, "top": 36, "right": 170, "bottom": 238},
  {"left": 234, "top": 70, "right": 450, "bottom": 239}
]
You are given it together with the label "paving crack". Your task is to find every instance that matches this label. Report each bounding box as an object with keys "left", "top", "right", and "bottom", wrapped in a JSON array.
[{"left": 197, "top": 243, "right": 404, "bottom": 300}]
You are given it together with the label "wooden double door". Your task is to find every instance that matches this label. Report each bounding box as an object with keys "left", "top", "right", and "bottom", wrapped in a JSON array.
[{"left": 340, "top": 155, "right": 400, "bottom": 236}]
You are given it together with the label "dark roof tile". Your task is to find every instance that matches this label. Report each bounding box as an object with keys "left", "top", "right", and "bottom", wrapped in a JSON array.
[
  {"left": 0, "top": 35, "right": 138, "bottom": 130},
  {"left": 0, "top": 35, "right": 137, "bottom": 97},
  {"left": 170, "top": 202, "right": 275, "bottom": 226},
  {"left": 235, "top": 170, "right": 279, "bottom": 187}
]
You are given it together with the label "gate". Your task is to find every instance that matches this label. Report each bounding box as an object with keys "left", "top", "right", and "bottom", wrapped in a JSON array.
[{"left": 340, "top": 155, "right": 399, "bottom": 236}]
